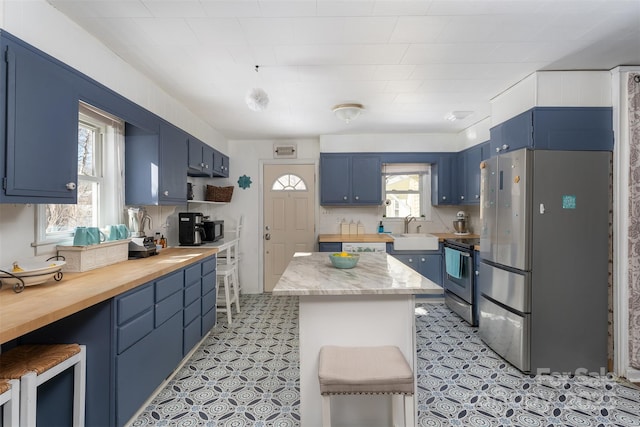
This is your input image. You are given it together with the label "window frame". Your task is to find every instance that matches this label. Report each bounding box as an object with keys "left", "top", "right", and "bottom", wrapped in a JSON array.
[
  {"left": 382, "top": 164, "right": 431, "bottom": 220},
  {"left": 35, "top": 103, "right": 123, "bottom": 247}
]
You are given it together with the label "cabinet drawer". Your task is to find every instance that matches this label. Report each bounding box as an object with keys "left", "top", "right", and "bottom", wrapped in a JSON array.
[
  {"left": 117, "top": 283, "right": 154, "bottom": 325},
  {"left": 202, "top": 306, "right": 216, "bottom": 334},
  {"left": 183, "top": 317, "right": 201, "bottom": 355},
  {"left": 202, "top": 288, "right": 216, "bottom": 314},
  {"left": 184, "top": 299, "right": 201, "bottom": 326},
  {"left": 155, "top": 271, "right": 183, "bottom": 302},
  {"left": 155, "top": 291, "right": 183, "bottom": 327},
  {"left": 184, "top": 263, "right": 201, "bottom": 287},
  {"left": 202, "top": 256, "right": 216, "bottom": 276},
  {"left": 117, "top": 309, "right": 154, "bottom": 354},
  {"left": 184, "top": 281, "right": 201, "bottom": 306},
  {"left": 202, "top": 271, "right": 216, "bottom": 296}
]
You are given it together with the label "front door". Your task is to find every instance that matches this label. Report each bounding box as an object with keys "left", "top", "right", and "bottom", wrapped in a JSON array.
[{"left": 263, "top": 164, "right": 316, "bottom": 292}]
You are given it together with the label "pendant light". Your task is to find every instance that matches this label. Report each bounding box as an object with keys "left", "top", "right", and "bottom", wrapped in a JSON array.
[{"left": 245, "top": 65, "right": 269, "bottom": 112}]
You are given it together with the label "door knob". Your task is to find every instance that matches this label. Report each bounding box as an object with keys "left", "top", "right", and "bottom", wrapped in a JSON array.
[{"left": 265, "top": 233, "right": 271, "bottom": 240}]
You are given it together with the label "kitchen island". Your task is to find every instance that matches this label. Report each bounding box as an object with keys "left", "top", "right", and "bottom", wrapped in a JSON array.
[{"left": 273, "top": 252, "right": 442, "bottom": 427}]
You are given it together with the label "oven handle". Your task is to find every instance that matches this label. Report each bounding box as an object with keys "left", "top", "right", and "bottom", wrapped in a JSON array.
[{"left": 445, "top": 247, "right": 471, "bottom": 257}]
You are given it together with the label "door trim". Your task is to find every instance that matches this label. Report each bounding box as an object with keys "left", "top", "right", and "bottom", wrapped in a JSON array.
[{"left": 259, "top": 159, "right": 319, "bottom": 293}]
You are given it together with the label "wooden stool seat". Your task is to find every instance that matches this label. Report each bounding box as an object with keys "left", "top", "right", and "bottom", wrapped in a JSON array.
[
  {"left": 318, "top": 345, "right": 414, "bottom": 427},
  {"left": 0, "top": 344, "right": 81, "bottom": 377},
  {"left": 0, "top": 344, "right": 86, "bottom": 427}
]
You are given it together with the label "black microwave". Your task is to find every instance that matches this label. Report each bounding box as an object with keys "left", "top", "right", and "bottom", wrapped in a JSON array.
[{"left": 203, "top": 220, "right": 224, "bottom": 242}]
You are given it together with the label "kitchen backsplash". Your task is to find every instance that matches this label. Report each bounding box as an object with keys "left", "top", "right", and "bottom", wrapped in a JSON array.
[{"left": 318, "top": 205, "right": 480, "bottom": 235}]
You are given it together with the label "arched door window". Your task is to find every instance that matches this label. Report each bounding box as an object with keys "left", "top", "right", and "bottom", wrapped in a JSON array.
[{"left": 272, "top": 174, "right": 307, "bottom": 191}]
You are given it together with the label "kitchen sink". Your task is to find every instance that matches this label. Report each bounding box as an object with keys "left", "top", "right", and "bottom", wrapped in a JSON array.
[{"left": 391, "top": 233, "right": 439, "bottom": 251}]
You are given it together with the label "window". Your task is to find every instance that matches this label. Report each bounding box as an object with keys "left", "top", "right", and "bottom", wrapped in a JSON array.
[
  {"left": 383, "top": 164, "right": 431, "bottom": 219},
  {"left": 272, "top": 174, "right": 307, "bottom": 191},
  {"left": 36, "top": 103, "right": 124, "bottom": 246}
]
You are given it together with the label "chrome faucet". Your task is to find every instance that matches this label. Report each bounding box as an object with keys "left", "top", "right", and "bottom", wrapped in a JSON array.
[{"left": 404, "top": 215, "right": 416, "bottom": 233}]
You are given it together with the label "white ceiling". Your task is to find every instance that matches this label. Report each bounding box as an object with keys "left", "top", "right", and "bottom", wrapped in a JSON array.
[{"left": 46, "top": 0, "right": 640, "bottom": 140}]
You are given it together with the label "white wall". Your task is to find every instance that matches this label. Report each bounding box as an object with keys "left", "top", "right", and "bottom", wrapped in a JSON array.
[{"left": 491, "top": 71, "right": 613, "bottom": 126}]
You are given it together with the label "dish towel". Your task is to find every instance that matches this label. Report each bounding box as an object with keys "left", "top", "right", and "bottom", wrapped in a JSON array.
[{"left": 445, "top": 247, "right": 463, "bottom": 279}]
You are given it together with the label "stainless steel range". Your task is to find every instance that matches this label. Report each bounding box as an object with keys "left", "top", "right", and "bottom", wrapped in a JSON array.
[{"left": 443, "top": 237, "right": 479, "bottom": 326}]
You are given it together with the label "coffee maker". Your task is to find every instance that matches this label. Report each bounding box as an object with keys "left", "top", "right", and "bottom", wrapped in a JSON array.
[{"left": 179, "top": 212, "right": 205, "bottom": 246}]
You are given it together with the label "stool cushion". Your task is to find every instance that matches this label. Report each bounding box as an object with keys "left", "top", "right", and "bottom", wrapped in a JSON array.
[
  {"left": 0, "top": 379, "right": 10, "bottom": 394},
  {"left": 318, "top": 345, "right": 414, "bottom": 395},
  {"left": 0, "top": 344, "right": 81, "bottom": 379}
]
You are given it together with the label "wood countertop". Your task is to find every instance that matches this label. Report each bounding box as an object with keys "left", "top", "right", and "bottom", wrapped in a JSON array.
[
  {"left": 0, "top": 247, "right": 218, "bottom": 344},
  {"left": 318, "top": 234, "right": 394, "bottom": 243}
]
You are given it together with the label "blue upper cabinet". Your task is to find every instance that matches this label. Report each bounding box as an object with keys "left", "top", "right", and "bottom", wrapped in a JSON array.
[
  {"left": 457, "top": 144, "right": 482, "bottom": 205},
  {"left": 159, "top": 123, "right": 188, "bottom": 204},
  {"left": 490, "top": 107, "right": 614, "bottom": 155},
  {"left": 125, "top": 122, "right": 188, "bottom": 206},
  {"left": 320, "top": 154, "right": 382, "bottom": 205},
  {"left": 187, "top": 139, "right": 214, "bottom": 177},
  {"left": 211, "top": 149, "right": 229, "bottom": 177},
  {"left": 0, "top": 33, "right": 79, "bottom": 203},
  {"left": 431, "top": 155, "right": 456, "bottom": 206}
]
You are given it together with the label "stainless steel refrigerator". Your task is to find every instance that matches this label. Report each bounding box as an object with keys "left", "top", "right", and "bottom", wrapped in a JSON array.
[{"left": 478, "top": 148, "right": 610, "bottom": 374}]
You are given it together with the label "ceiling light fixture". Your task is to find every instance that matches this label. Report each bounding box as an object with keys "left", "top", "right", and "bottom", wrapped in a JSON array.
[
  {"left": 246, "top": 65, "right": 269, "bottom": 112},
  {"left": 445, "top": 111, "right": 474, "bottom": 122},
  {"left": 332, "top": 103, "right": 364, "bottom": 124}
]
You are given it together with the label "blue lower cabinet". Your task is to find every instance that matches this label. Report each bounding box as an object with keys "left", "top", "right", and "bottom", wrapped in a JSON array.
[
  {"left": 319, "top": 242, "right": 341, "bottom": 252},
  {"left": 8, "top": 256, "right": 218, "bottom": 427},
  {"left": 390, "top": 252, "right": 443, "bottom": 286},
  {"left": 116, "top": 311, "right": 183, "bottom": 426}
]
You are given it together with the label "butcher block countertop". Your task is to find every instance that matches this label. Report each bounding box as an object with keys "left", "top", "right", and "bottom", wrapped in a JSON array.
[
  {"left": 0, "top": 247, "right": 218, "bottom": 344},
  {"left": 318, "top": 233, "right": 394, "bottom": 243}
]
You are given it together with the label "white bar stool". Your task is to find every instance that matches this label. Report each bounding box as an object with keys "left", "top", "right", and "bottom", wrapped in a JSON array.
[
  {"left": 0, "top": 379, "right": 19, "bottom": 426},
  {"left": 318, "top": 345, "right": 414, "bottom": 427},
  {"left": 216, "top": 239, "right": 240, "bottom": 323},
  {"left": 0, "top": 344, "right": 86, "bottom": 427}
]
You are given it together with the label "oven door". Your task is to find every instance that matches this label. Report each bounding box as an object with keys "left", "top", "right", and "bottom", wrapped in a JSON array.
[{"left": 443, "top": 247, "right": 473, "bottom": 304}]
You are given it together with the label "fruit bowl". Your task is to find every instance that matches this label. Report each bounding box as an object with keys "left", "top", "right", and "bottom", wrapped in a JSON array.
[
  {"left": 329, "top": 252, "right": 360, "bottom": 269},
  {"left": 0, "top": 260, "right": 66, "bottom": 289}
]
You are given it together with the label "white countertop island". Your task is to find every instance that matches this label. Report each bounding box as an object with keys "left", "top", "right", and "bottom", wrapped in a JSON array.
[{"left": 273, "top": 252, "right": 443, "bottom": 427}]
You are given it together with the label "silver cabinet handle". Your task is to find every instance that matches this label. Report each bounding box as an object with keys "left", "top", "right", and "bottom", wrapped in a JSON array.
[
  {"left": 408, "top": 258, "right": 413, "bottom": 262},
  {"left": 265, "top": 233, "right": 271, "bottom": 240},
  {"left": 475, "top": 194, "right": 480, "bottom": 199},
  {"left": 343, "top": 196, "right": 348, "bottom": 200},
  {"left": 163, "top": 190, "right": 169, "bottom": 196},
  {"left": 460, "top": 195, "right": 464, "bottom": 200},
  {"left": 355, "top": 195, "right": 359, "bottom": 200},
  {"left": 475, "top": 270, "right": 479, "bottom": 276},
  {"left": 496, "top": 147, "right": 501, "bottom": 153},
  {"left": 420, "top": 258, "right": 426, "bottom": 262},
  {"left": 502, "top": 144, "right": 509, "bottom": 150},
  {"left": 66, "top": 182, "right": 76, "bottom": 191},
  {"left": 442, "top": 196, "right": 447, "bottom": 200},
  {"left": 200, "top": 162, "right": 205, "bottom": 168}
]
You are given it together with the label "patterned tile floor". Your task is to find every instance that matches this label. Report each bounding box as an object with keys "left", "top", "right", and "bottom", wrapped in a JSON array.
[{"left": 130, "top": 294, "right": 640, "bottom": 426}]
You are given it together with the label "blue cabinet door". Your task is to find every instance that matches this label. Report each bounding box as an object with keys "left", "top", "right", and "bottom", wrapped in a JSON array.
[
  {"left": 490, "top": 110, "right": 534, "bottom": 155},
  {"left": 351, "top": 155, "right": 382, "bottom": 204},
  {"left": 320, "top": 155, "right": 351, "bottom": 204},
  {"left": 1, "top": 38, "right": 79, "bottom": 203},
  {"left": 159, "top": 122, "right": 188, "bottom": 204},
  {"left": 188, "top": 139, "right": 213, "bottom": 177},
  {"left": 431, "top": 155, "right": 456, "bottom": 205},
  {"left": 319, "top": 242, "right": 342, "bottom": 252},
  {"left": 418, "top": 254, "right": 442, "bottom": 285},
  {"left": 212, "top": 149, "right": 229, "bottom": 177},
  {"left": 464, "top": 145, "right": 482, "bottom": 205}
]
